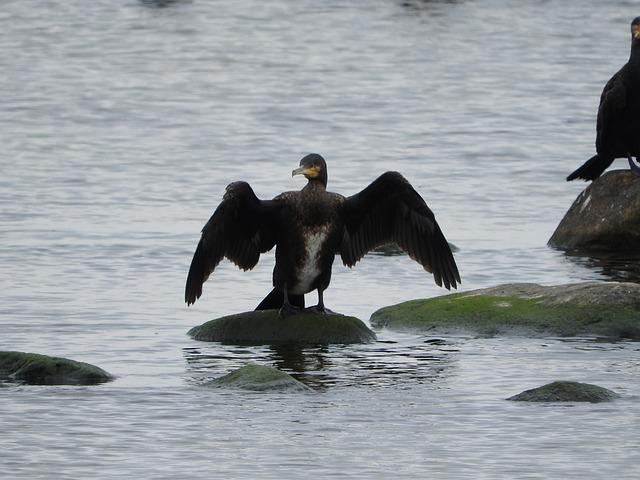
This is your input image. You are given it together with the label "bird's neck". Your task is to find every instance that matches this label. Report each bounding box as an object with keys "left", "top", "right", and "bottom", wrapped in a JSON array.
[{"left": 303, "top": 177, "right": 327, "bottom": 192}]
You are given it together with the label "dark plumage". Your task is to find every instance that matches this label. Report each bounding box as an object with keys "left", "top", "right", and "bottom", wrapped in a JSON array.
[
  {"left": 185, "top": 154, "right": 460, "bottom": 314},
  {"left": 567, "top": 17, "right": 640, "bottom": 181}
]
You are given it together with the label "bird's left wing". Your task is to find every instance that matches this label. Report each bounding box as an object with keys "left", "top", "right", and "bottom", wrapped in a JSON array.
[
  {"left": 185, "top": 181, "right": 281, "bottom": 305},
  {"left": 340, "top": 171, "right": 460, "bottom": 289},
  {"left": 596, "top": 69, "right": 627, "bottom": 152}
]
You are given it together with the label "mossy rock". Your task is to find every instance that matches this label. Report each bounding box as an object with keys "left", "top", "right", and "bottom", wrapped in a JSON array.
[
  {"left": 206, "top": 363, "right": 312, "bottom": 392},
  {"left": 188, "top": 309, "right": 376, "bottom": 345},
  {"left": 0, "top": 351, "right": 113, "bottom": 385},
  {"left": 370, "top": 282, "right": 640, "bottom": 339},
  {"left": 507, "top": 381, "right": 620, "bottom": 403}
]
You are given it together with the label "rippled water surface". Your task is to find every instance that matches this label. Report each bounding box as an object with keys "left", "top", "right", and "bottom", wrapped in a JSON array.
[{"left": 2, "top": 0, "right": 640, "bottom": 478}]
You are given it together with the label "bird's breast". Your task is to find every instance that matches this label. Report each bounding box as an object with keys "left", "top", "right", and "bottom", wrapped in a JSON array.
[{"left": 291, "top": 225, "right": 331, "bottom": 294}]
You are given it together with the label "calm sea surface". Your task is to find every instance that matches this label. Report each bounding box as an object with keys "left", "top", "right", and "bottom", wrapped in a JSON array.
[{"left": 1, "top": 0, "right": 639, "bottom": 478}]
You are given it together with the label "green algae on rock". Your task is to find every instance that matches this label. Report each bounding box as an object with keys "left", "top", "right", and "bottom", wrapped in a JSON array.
[
  {"left": 207, "top": 363, "right": 313, "bottom": 392},
  {"left": 188, "top": 309, "right": 376, "bottom": 345},
  {"left": 507, "top": 381, "right": 620, "bottom": 403},
  {"left": 0, "top": 351, "right": 113, "bottom": 385},
  {"left": 370, "top": 282, "right": 640, "bottom": 339}
]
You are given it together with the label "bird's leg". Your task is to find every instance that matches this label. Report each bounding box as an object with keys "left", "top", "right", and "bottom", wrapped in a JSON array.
[
  {"left": 305, "top": 288, "right": 338, "bottom": 315},
  {"left": 279, "top": 284, "right": 302, "bottom": 318},
  {"left": 628, "top": 155, "right": 640, "bottom": 176}
]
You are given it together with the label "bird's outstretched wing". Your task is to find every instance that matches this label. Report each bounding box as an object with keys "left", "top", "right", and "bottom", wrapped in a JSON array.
[
  {"left": 339, "top": 171, "right": 460, "bottom": 289},
  {"left": 596, "top": 69, "right": 627, "bottom": 152},
  {"left": 185, "top": 181, "right": 281, "bottom": 305}
]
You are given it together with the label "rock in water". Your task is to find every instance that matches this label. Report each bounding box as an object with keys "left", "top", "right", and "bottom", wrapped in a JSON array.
[
  {"left": 507, "top": 381, "right": 620, "bottom": 403},
  {"left": 188, "top": 310, "right": 376, "bottom": 345},
  {"left": 0, "top": 351, "right": 113, "bottom": 385},
  {"left": 370, "top": 282, "right": 640, "bottom": 339},
  {"left": 207, "top": 363, "right": 312, "bottom": 392},
  {"left": 549, "top": 170, "right": 640, "bottom": 251}
]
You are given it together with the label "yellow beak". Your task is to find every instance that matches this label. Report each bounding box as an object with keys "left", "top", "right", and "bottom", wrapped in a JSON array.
[{"left": 292, "top": 165, "right": 318, "bottom": 177}]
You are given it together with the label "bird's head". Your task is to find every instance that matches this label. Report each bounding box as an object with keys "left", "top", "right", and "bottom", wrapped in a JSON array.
[
  {"left": 632, "top": 17, "right": 640, "bottom": 40},
  {"left": 292, "top": 153, "right": 328, "bottom": 187}
]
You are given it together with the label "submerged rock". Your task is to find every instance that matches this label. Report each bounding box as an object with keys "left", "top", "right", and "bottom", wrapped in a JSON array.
[
  {"left": 549, "top": 170, "right": 640, "bottom": 252},
  {"left": 188, "top": 309, "right": 376, "bottom": 345},
  {"left": 507, "top": 381, "right": 620, "bottom": 403},
  {"left": 0, "top": 351, "right": 113, "bottom": 385},
  {"left": 370, "top": 282, "right": 640, "bottom": 339},
  {"left": 207, "top": 363, "right": 312, "bottom": 392}
]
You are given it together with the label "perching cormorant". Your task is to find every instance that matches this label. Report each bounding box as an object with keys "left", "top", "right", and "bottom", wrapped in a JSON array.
[
  {"left": 567, "top": 17, "right": 640, "bottom": 181},
  {"left": 185, "top": 154, "right": 460, "bottom": 315}
]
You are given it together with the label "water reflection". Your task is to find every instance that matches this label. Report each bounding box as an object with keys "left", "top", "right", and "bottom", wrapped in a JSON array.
[
  {"left": 267, "top": 344, "right": 329, "bottom": 375},
  {"left": 398, "top": 0, "right": 461, "bottom": 10},
  {"left": 182, "top": 335, "right": 457, "bottom": 391},
  {"left": 138, "top": 0, "right": 192, "bottom": 8},
  {"left": 562, "top": 251, "right": 640, "bottom": 283}
]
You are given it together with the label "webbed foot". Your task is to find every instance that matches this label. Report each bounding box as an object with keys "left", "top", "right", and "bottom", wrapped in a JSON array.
[
  {"left": 305, "top": 305, "right": 339, "bottom": 315},
  {"left": 279, "top": 303, "right": 303, "bottom": 318}
]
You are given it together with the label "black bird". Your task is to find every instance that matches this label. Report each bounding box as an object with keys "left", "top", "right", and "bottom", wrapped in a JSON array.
[
  {"left": 185, "top": 154, "right": 460, "bottom": 315},
  {"left": 567, "top": 17, "right": 640, "bottom": 181}
]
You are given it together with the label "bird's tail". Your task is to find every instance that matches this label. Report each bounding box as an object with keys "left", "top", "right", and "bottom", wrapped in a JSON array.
[
  {"left": 254, "top": 288, "right": 305, "bottom": 311},
  {"left": 566, "top": 154, "right": 614, "bottom": 181}
]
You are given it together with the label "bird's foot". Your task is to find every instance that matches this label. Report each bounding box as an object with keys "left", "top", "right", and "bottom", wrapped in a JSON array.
[
  {"left": 628, "top": 156, "right": 640, "bottom": 176},
  {"left": 304, "top": 305, "right": 339, "bottom": 315},
  {"left": 278, "top": 303, "right": 303, "bottom": 318}
]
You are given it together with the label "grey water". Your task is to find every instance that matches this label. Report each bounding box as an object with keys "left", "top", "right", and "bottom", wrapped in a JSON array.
[{"left": 1, "top": 0, "right": 639, "bottom": 478}]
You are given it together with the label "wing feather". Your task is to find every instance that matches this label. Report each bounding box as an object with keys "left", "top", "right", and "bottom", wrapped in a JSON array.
[
  {"left": 596, "top": 68, "right": 627, "bottom": 152},
  {"left": 340, "top": 171, "right": 460, "bottom": 289},
  {"left": 185, "top": 181, "right": 280, "bottom": 305}
]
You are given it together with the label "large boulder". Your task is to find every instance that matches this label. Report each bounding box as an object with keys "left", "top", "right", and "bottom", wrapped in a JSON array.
[
  {"left": 507, "top": 381, "right": 619, "bottom": 403},
  {"left": 206, "top": 363, "right": 312, "bottom": 392},
  {"left": 188, "top": 309, "right": 376, "bottom": 345},
  {"left": 370, "top": 282, "right": 640, "bottom": 339},
  {"left": 0, "top": 351, "right": 113, "bottom": 385},
  {"left": 549, "top": 170, "right": 640, "bottom": 251}
]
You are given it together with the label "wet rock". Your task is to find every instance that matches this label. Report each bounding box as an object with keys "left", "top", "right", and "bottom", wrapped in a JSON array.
[
  {"left": 549, "top": 170, "right": 640, "bottom": 252},
  {"left": 507, "top": 381, "right": 620, "bottom": 403},
  {"left": 188, "top": 309, "right": 376, "bottom": 345},
  {"left": 370, "top": 282, "right": 640, "bottom": 339},
  {"left": 0, "top": 351, "right": 113, "bottom": 385},
  {"left": 207, "top": 363, "right": 312, "bottom": 392}
]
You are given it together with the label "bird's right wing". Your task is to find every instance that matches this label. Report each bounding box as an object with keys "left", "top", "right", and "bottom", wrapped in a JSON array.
[
  {"left": 185, "top": 181, "right": 281, "bottom": 305},
  {"left": 596, "top": 69, "right": 627, "bottom": 151}
]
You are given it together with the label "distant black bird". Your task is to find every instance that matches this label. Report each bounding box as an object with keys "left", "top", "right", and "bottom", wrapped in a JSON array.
[
  {"left": 185, "top": 154, "right": 460, "bottom": 315},
  {"left": 567, "top": 17, "right": 640, "bottom": 181}
]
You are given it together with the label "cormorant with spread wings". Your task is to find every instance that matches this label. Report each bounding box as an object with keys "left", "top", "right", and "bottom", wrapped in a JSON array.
[{"left": 185, "top": 153, "right": 460, "bottom": 315}]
